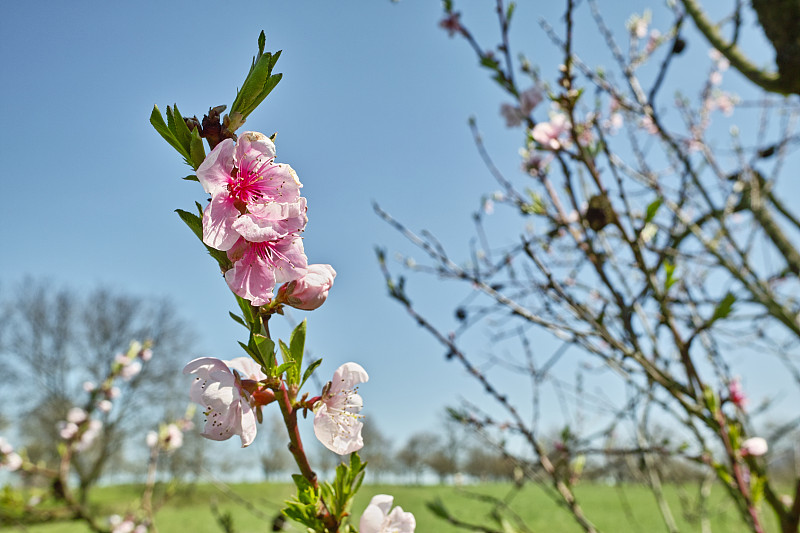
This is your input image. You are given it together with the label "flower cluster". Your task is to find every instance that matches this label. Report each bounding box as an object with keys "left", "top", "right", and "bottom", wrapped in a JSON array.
[
  {"left": 198, "top": 132, "right": 314, "bottom": 306},
  {"left": 146, "top": 418, "right": 192, "bottom": 452},
  {"left": 109, "top": 514, "right": 148, "bottom": 533},
  {"left": 57, "top": 407, "right": 103, "bottom": 452},
  {"left": 500, "top": 87, "right": 543, "bottom": 128}
]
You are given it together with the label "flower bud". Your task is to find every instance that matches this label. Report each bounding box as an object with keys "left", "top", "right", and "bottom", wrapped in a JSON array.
[
  {"left": 741, "top": 437, "right": 768, "bottom": 457},
  {"left": 278, "top": 264, "right": 336, "bottom": 310}
]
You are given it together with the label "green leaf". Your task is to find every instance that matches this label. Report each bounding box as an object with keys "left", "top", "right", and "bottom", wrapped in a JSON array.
[
  {"left": 228, "top": 312, "right": 247, "bottom": 328},
  {"left": 702, "top": 385, "right": 718, "bottom": 414},
  {"left": 712, "top": 462, "right": 733, "bottom": 486},
  {"left": 170, "top": 104, "right": 194, "bottom": 155},
  {"left": 235, "top": 296, "right": 256, "bottom": 328},
  {"left": 645, "top": 197, "right": 663, "bottom": 224},
  {"left": 238, "top": 341, "right": 258, "bottom": 360},
  {"left": 150, "top": 105, "right": 189, "bottom": 160},
  {"left": 175, "top": 209, "right": 230, "bottom": 266},
  {"left": 712, "top": 292, "right": 736, "bottom": 321},
  {"left": 253, "top": 335, "right": 276, "bottom": 372},
  {"left": 189, "top": 126, "right": 206, "bottom": 170},
  {"left": 175, "top": 209, "right": 203, "bottom": 241},
  {"left": 278, "top": 339, "right": 291, "bottom": 365},
  {"left": 289, "top": 320, "right": 307, "bottom": 375},
  {"left": 300, "top": 358, "right": 322, "bottom": 389},
  {"left": 275, "top": 361, "right": 295, "bottom": 378},
  {"left": 480, "top": 55, "right": 500, "bottom": 70},
  {"left": 751, "top": 474, "right": 765, "bottom": 505},
  {"left": 506, "top": 2, "right": 516, "bottom": 22},
  {"left": 183, "top": 174, "right": 199, "bottom": 182},
  {"left": 291, "top": 474, "right": 318, "bottom": 503},
  {"left": 664, "top": 260, "right": 677, "bottom": 291},
  {"left": 230, "top": 32, "right": 283, "bottom": 120}
]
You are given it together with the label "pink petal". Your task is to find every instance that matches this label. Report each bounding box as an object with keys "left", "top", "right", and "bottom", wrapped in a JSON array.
[
  {"left": 272, "top": 237, "right": 308, "bottom": 284},
  {"left": 331, "top": 362, "right": 369, "bottom": 393},
  {"left": 313, "top": 403, "right": 364, "bottom": 455},
  {"left": 232, "top": 214, "right": 285, "bottom": 243},
  {"left": 203, "top": 193, "right": 242, "bottom": 251},
  {"left": 197, "top": 139, "right": 235, "bottom": 195},
  {"left": 238, "top": 401, "right": 258, "bottom": 447},
  {"left": 225, "top": 248, "right": 277, "bottom": 306},
  {"left": 227, "top": 357, "right": 267, "bottom": 381},
  {"left": 201, "top": 401, "right": 240, "bottom": 441},
  {"left": 235, "top": 131, "right": 276, "bottom": 163}
]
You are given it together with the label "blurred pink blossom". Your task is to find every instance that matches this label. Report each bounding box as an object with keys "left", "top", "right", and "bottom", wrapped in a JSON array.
[
  {"left": 500, "top": 103, "right": 525, "bottom": 128},
  {"left": 532, "top": 114, "right": 571, "bottom": 150},
  {"left": 0, "top": 438, "right": 22, "bottom": 471},
  {"left": 439, "top": 12, "right": 462, "bottom": 37},
  {"left": 519, "top": 87, "right": 544, "bottom": 115},
  {"left": 728, "top": 377, "right": 748, "bottom": 409},
  {"left": 741, "top": 437, "right": 768, "bottom": 457}
]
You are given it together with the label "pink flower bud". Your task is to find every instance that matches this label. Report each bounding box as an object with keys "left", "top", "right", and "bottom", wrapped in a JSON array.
[
  {"left": 741, "top": 437, "right": 768, "bottom": 457},
  {"left": 728, "top": 377, "right": 747, "bottom": 410},
  {"left": 279, "top": 264, "right": 336, "bottom": 310}
]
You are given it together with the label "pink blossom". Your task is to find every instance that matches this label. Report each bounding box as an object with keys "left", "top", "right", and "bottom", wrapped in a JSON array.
[
  {"left": 75, "top": 420, "right": 103, "bottom": 452},
  {"left": 640, "top": 115, "right": 659, "bottom": 135},
  {"left": 183, "top": 357, "right": 266, "bottom": 447},
  {"left": 97, "top": 400, "right": 113, "bottom": 413},
  {"left": 197, "top": 132, "right": 303, "bottom": 251},
  {"left": 278, "top": 264, "right": 337, "bottom": 310},
  {"left": 120, "top": 360, "right": 142, "bottom": 381},
  {"left": 224, "top": 199, "right": 309, "bottom": 306},
  {"left": 741, "top": 437, "right": 768, "bottom": 457},
  {"left": 439, "top": 12, "right": 462, "bottom": 37},
  {"left": 500, "top": 103, "right": 524, "bottom": 128},
  {"left": 709, "top": 92, "right": 736, "bottom": 116},
  {"left": 519, "top": 87, "right": 543, "bottom": 115},
  {"left": 314, "top": 363, "right": 368, "bottom": 455},
  {"left": 603, "top": 112, "right": 623, "bottom": 135},
  {"left": 59, "top": 422, "right": 79, "bottom": 440},
  {"left": 626, "top": 11, "right": 650, "bottom": 39},
  {"left": 360, "top": 495, "right": 416, "bottom": 533},
  {"left": 163, "top": 423, "right": 184, "bottom": 451},
  {"left": 0, "top": 438, "right": 22, "bottom": 472},
  {"left": 83, "top": 381, "right": 96, "bottom": 392},
  {"left": 67, "top": 407, "right": 87, "bottom": 424},
  {"left": 532, "top": 114, "right": 571, "bottom": 150},
  {"left": 728, "top": 377, "right": 748, "bottom": 409}
]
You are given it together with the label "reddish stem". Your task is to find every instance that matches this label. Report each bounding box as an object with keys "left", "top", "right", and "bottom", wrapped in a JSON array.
[{"left": 274, "top": 382, "right": 317, "bottom": 488}]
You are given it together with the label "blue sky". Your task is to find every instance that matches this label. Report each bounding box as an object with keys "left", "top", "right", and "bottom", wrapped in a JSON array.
[{"left": 2, "top": 0, "right": 797, "bottom": 466}]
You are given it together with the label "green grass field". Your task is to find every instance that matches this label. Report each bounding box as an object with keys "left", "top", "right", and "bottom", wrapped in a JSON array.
[{"left": 2, "top": 482, "right": 781, "bottom": 532}]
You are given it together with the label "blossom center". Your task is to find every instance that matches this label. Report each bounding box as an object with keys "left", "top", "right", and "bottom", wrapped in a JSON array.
[
  {"left": 228, "top": 157, "right": 271, "bottom": 205},
  {"left": 250, "top": 240, "right": 301, "bottom": 270}
]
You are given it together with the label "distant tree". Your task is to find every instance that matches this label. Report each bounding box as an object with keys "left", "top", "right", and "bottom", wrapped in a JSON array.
[
  {"left": 358, "top": 422, "right": 395, "bottom": 482},
  {"left": 0, "top": 279, "right": 193, "bottom": 502},
  {"left": 397, "top": 432, "right": 439, "bottom": 484},
  {"left": 463, "top": 446, "right": 515, "bottom": 482},
  {"left": 260, "top": 414, "right": 291, "bottom": 480}
]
